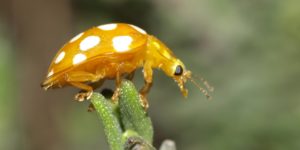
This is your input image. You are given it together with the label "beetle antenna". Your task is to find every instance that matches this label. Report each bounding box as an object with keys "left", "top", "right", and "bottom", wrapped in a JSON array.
[
  {"left": 192, "top": 74, "right": 214, "bottom": 92},
  {"left": 189, "top": 77, "right": 212, "bottom": 100}
]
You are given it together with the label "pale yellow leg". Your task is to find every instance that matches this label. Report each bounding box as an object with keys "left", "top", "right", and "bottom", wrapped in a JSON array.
[
  {"left": 111, "top": 71, "right": 121, "bottom": 103},
  {"left": 139, "top": 63, "right": 153, "bottom": 109},
  {"left": 110, "top": 62, "right": 137, "bottom": 102},
  {"left": 65, "top": 71, "right": 102, "bottom": 101},
  {"left": 69, "top": 82, "right": 93, "bottom": 101}
]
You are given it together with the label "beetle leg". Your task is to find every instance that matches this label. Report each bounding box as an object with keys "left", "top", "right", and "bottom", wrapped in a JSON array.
[
  {"left": 85, "top": 80, "right": 106, "bottom": 112},
  {"left": 126, "top": 70, "right": 136, "bottom": 80},
  {"left": 111, "top": 71, "right": 121, "bottom": 103},
  {"left": 65, "top": 71, "right": 102, "bottom": 101},
  {"left": 139, "top": 63, "right": 153, "bottom": 109},
  {"left": 69, "top": 82, "right": 93, "bottom": 101}
]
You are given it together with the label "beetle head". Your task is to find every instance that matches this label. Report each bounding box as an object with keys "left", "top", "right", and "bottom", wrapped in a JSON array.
[
  {"left": 147, "top": 35, "right": 213, "bottom": 98},
  {"left": 166, "top": 59, "right": 213, "bottom": 99}
]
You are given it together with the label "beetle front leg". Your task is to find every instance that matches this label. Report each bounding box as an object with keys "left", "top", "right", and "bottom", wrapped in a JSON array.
[{"left": 139, "top": 63, "right": 153, "bottom": 109}]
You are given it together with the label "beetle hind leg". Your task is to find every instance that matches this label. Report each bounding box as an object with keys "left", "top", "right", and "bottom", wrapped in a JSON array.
[
  {"left": 76, "top": 90, "right": 93, "bottom": 101},
  {"left": 69, "top": 82, "right": 93, "bottom": 101},
  {"left": 66, "top": 71, "right": 102, "bottom": 101}
]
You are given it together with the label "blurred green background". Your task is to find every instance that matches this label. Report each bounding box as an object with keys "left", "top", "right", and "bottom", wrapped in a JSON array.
[{"left": 1, "top": 0, "right": 300, "bottom": 150}]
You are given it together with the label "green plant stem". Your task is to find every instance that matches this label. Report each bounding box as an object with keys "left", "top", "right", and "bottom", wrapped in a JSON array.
[
  {"left": 90, "top": 80, "right": 154, "bottom": 150},
  {"left": 119, "top": 80, "right": 154, "bottom": 143},
  {"left": 91, "top": 93, "right": 123, "bottom": 150}
]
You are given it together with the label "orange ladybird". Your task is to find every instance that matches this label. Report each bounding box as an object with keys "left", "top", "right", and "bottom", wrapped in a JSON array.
[{"left": 41, "top": 23, "right": 212, "bottom": 108}]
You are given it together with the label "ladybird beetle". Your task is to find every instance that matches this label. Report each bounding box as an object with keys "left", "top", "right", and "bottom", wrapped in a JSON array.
[{"left": 41, "top": 23, "right": 212, "bottom": 108}]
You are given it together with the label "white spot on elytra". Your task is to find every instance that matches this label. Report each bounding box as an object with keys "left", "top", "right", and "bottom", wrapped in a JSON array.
[
  {"left": 55, "top": 51, "right": 65, "bottom": 64},
  {"left": 130, "top": 25, "right": 146, "bottom": 34},
  {"left": 98, "top": 24, "right": 117, "bottom": 30},
  {"left": 70, "top": 32, "right": 83, "bottom": 43},
  {"left": 112, "top": 36, "right": 133, "bottom": 52},
  {"left": 79, "top": 36, "right": 100, "bottom": 51},
  {"left": 73, "top": 53, "right": 87, "bottom": 65},
  {"left": 47, "top": 69, "right": 54, "bottom": 77}
]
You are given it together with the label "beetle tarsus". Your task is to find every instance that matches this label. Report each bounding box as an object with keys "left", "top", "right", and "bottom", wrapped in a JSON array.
[
  {"left": 75, "top": 91, "right": 93, "bottom": 102},
  {"left": 139, "top": 94, "right": 149, "bottom": 110},
  {"left": 111, "top": 88, "right": 120, "bottom": 103}
]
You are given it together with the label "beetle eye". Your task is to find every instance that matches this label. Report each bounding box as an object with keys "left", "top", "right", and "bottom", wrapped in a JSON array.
[{"left": 174, "top": 65, "right": 183, "bottom": 76}]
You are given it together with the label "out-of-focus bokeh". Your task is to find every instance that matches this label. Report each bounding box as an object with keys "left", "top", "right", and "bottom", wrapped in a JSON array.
[{"left": 1, "top": 0, "right": 300, "bottom": 150}]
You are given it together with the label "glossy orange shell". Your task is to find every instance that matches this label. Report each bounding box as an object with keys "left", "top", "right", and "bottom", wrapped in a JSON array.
[
  {"left": 43, "top": 23, "right": 148, "bottom": 85},
  {"left": 41, "top": 23, "right": 202, "bottom": 100}
]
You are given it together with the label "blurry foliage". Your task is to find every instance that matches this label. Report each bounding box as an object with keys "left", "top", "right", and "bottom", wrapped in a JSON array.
[
  {"left": 1, "top": 0, "right": 300, "bottom": 150},
  {"left": 0, "top": 20, "right": 17, "bottom": 150},
  {"left": 72, "top": 0, "right": 156, "bottom": 32}
]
